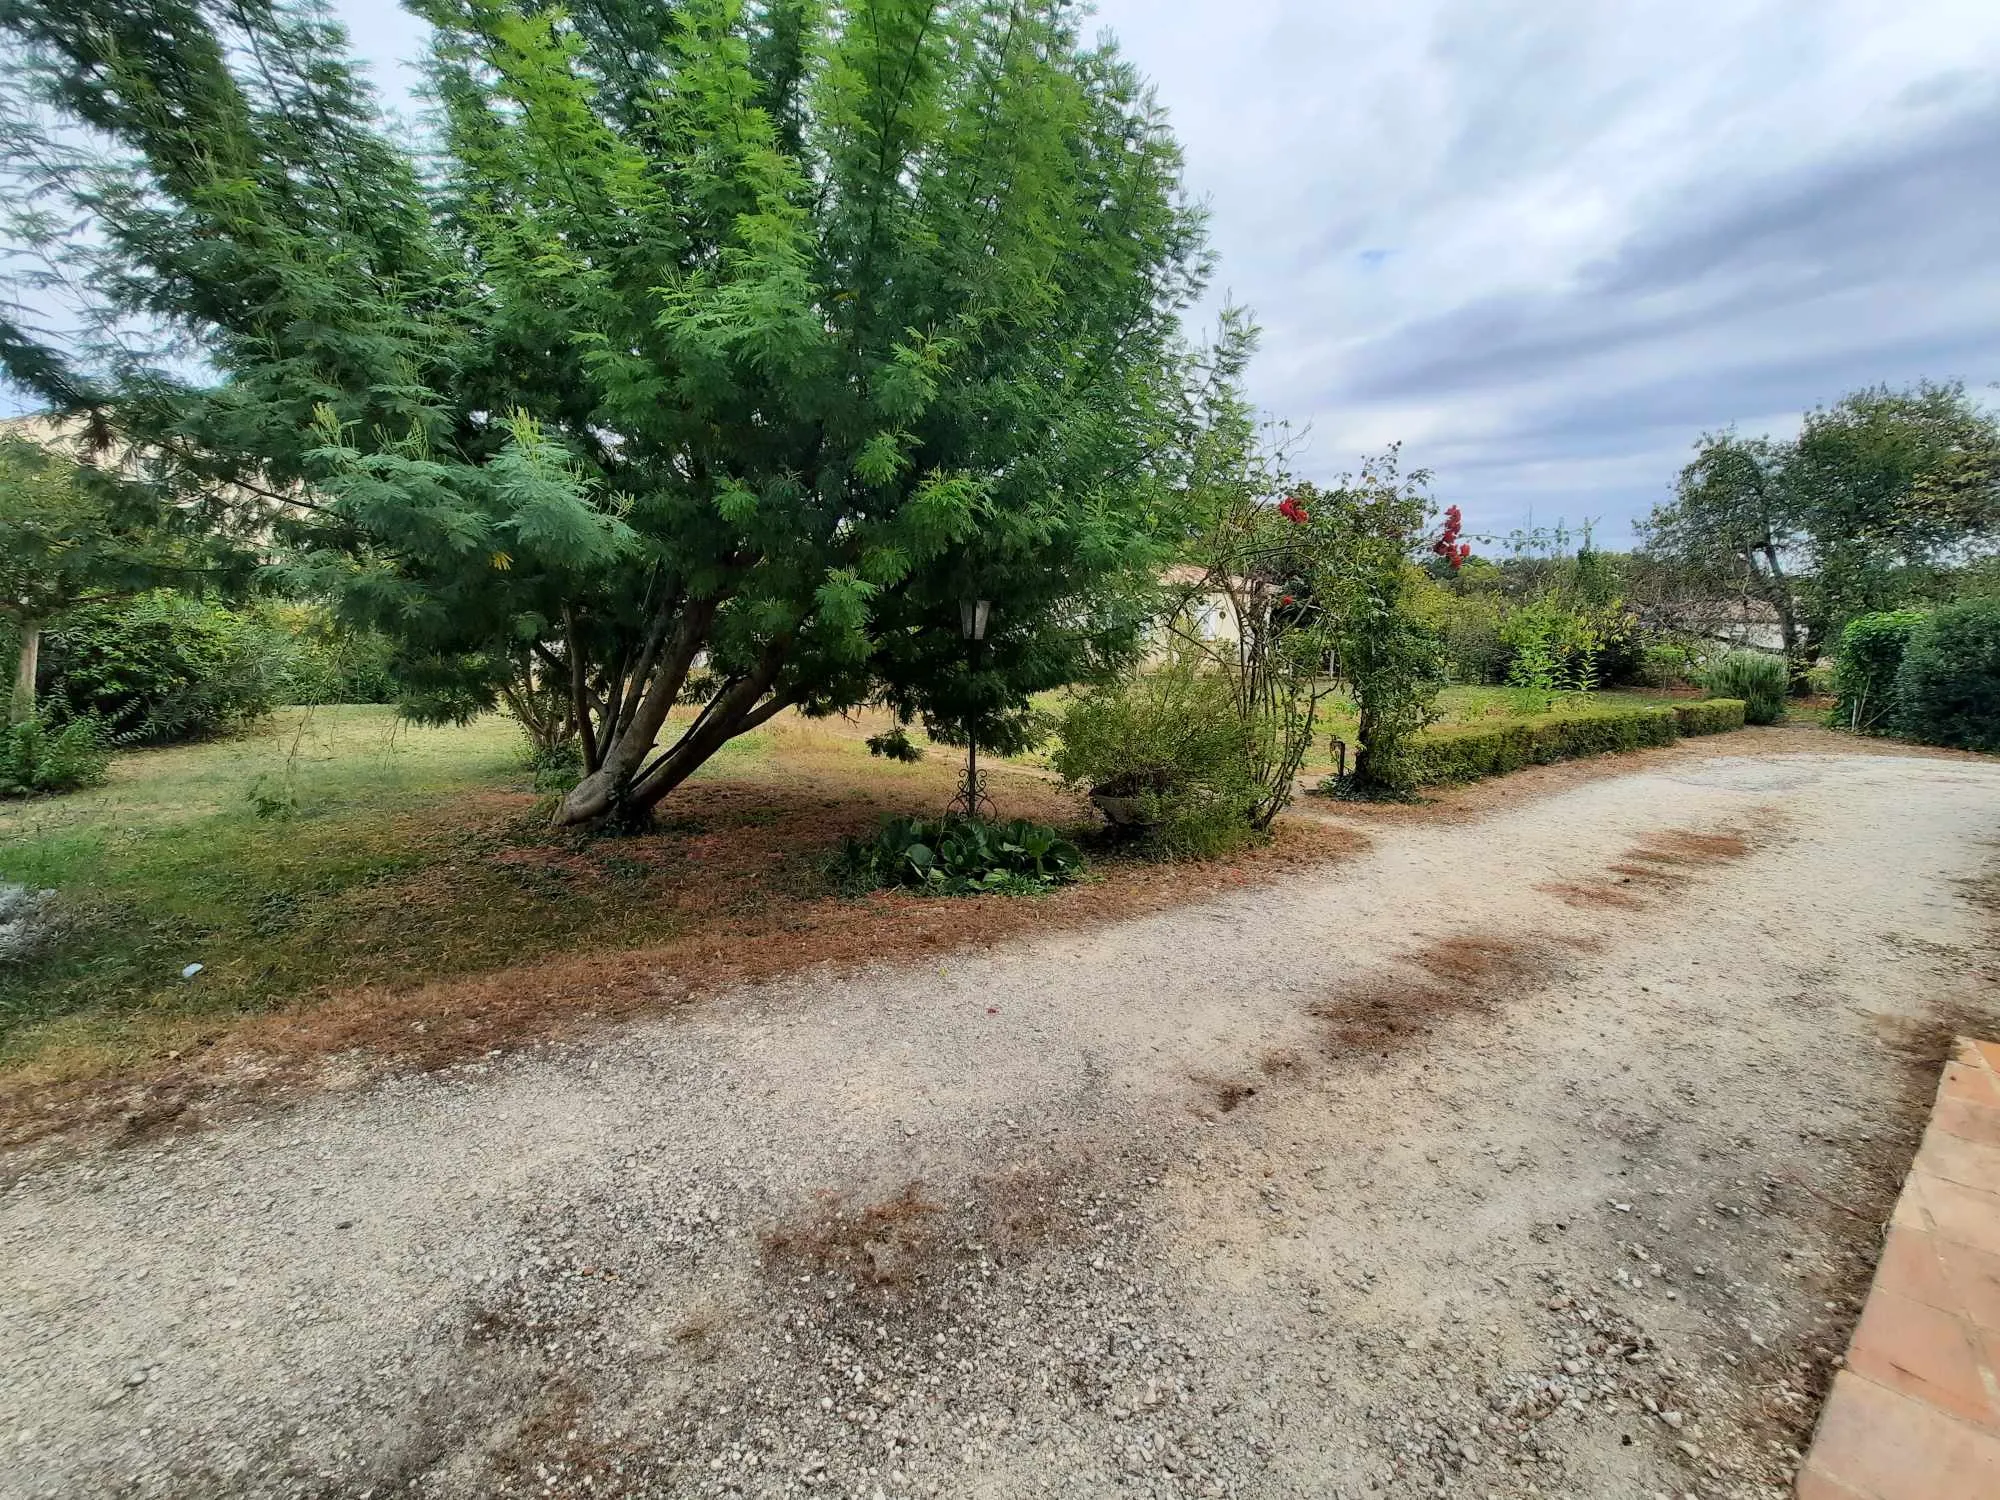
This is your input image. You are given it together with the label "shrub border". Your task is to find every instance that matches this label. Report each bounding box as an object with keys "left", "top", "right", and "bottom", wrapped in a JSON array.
[{"left": 1382, "top": 698, "right": 1747, "bottom": 789}]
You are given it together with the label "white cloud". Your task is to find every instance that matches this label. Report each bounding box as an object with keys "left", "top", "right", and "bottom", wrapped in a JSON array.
[{"left": 1091, "top": 0, "right": 2000, "bottom": 540}]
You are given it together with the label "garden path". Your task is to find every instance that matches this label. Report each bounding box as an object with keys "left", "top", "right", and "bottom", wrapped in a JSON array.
[{"left": 4, "top": 744, "right": 1999, "bottom": 1499}]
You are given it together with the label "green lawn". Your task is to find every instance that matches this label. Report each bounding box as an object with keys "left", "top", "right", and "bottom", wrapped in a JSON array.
[
  {"left": 0, "top": 706, "right": 814, "bottom": 1073},
  {"left": 0, "top": 704, "right": 1078, "bottom": 1082}
]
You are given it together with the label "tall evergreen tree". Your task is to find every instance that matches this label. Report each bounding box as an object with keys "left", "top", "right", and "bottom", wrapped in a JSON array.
[{"left": 0, "top": 0, "right": 1207, "bottom": 825}]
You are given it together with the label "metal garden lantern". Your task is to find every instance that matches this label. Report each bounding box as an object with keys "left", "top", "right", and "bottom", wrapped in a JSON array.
[{"left": 949, "top": 598, "right": 996, "bottom": 819}]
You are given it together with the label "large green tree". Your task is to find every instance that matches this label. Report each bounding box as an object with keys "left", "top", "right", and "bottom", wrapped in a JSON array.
[
  {"left": 1642, "top": 382, "right": 2000, "bottom": 672},
  {"left": 0, "top": 0, "right": 1205, "bottom": 825},
  {"left": 1640, "top": 431, "right": 1805, "bottom": 670}
]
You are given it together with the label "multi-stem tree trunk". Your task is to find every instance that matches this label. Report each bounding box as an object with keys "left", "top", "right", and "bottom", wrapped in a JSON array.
[
  {"left": 9, "top": 621, "right": 38, "bottom": 726},
  {"left": 550, "top": 604, "right": 801, "bottom": 830}
]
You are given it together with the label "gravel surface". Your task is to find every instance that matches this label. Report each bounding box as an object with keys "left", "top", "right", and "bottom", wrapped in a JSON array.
[{"left": 4, "top": 747, "right": 1998, "bottom": 1499}]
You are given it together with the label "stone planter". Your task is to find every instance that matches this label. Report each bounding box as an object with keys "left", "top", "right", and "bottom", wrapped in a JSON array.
[{"left": 1089, "top": 791, "right": 1157, "bottom": 829}]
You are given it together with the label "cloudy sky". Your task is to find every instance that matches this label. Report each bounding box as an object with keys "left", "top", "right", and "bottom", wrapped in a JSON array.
[
  {"left": 16, "top": 1, "right": 1998, "bottom": 543},
  {"left": 1076, "top": 0, "right": 2000, "bottom": 542}
]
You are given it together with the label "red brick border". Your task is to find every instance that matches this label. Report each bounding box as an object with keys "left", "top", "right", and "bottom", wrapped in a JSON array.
[{"left": 1797, "top": 1039, "right": 2000, "bottom": 1497}]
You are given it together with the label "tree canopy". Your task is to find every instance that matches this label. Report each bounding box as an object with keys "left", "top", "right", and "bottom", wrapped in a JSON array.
[
  {"left": 0, "top": 0, "right": 1208, "bottom": 824},
  {"left": 1641, "top": 381, "right": 2000, "bottom": 669}
]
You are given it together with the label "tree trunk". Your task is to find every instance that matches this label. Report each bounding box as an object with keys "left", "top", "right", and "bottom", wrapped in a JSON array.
[
  {"left": 10, "top": 621, "right": 39, "bottom": 726},
  {"left": 1757, "top": 543, "right": 1807, "bottom": 691}
]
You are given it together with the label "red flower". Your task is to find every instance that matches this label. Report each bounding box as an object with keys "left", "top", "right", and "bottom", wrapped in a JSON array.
[
  {"left": 1277, "top": 496, "right": 1308, "bottom": 524},
  {"left": 1281, "top": 594, "right": 1295, "bottom": 605}
]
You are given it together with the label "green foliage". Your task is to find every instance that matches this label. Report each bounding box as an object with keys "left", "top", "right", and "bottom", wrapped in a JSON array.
[
  {"left": 864, "top": 726, "right": 925, "bottom": 763},
  {"left": 0, "top": 714, "right": 108, "bottom": 797},
  {"left": 1643, "top": 385, "right": 2000, "bottom": 669},
  {"left": 0, "top": 435, "right": 244, "bottom": 723},
  {"left": 1280, "top": 460, "right": 1451, "bottom": 802},
  {"left": 1891, "top": 600, "right": 2000, "bottom": 752},
  {"left": 38, "top": 593, "right": 287, "bottom": 744},
  {"left": 1412, "top": 580, "right": 1508, "bottom": 684},
  {"left": 1672, "top": 698, "right": 1747, "bottom": 736},
  {"left": 1831, "top": 610, "right": 1928, "bottom": 734},
  {"left": 261, "top": 605, "right": 398, "bottom": 705},
  {"left": 1389, "top": 706, "right": 1681, "bottom": 787},
  {"left": 1413, "top": 547, "right": 1639, "bottom": 693},
  {"left": 832, "top": 816, "right": 1082, "bottom": 896},
  {"left": 1701, "top": 651, "right": 1788, "bottom": 725},
  {"left": 0, "top": 0, "right": 1203, "bottom": 828},
  {"left": 1636, "top": 642, "right": 1699, "bottom": 690},
  {"left": 1793, "top": 384, "right": 2000, "bottom": 631},
  {"left": 1051, "top": 662, "right": 1264, "bottom": 858},
  {"left": 526, "top": 736, "right": 585, "bottom": 794}
]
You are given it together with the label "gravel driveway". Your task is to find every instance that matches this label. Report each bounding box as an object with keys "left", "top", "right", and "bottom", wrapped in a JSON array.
[{"left": 4, "top": 745, "right": 1998, "bottom": 1500}]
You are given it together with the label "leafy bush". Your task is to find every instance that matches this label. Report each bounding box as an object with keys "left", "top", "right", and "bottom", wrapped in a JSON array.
[
  {"left": 1832, "top": 609, "right": 1927, "bottom": 733},
  {"left": 1636, "top": 642, "right": 1699, "bottom": 690},
  {"left": 832, "top": 816, "right": 1083, "bottom": 895},
  {"left": 1701, "top": 650, "right": 1787, "bottom": 725},
  {"left": 1672, "top": 699, "right": 1747, "bottom": 736},
  {"left": 527, "top": 736, "right": 585, "bottom": 793},
  {"left": 865, "top": 725, "right": 925, "bottom": 762},
  {"left": 1051, "top": 665, "right": 1263, "bottom": 856},
  {"left": 1891, "top": 599, "right": 2000, "bottom": 751},
  {"left": 39, "top": 593, "right": 288, "bottom": 744},
  {"left": 1414, "top": 583, "right": 1509, "bottom": 684},
  {"left": 262, "top": 605, "right": 398, "bottom": 704},
  {"left": 0, "top": 715, "right": 109, "bottom": 797},
  {"left": 1390, "top": 706, "right": 1680, "bottom": 787}
]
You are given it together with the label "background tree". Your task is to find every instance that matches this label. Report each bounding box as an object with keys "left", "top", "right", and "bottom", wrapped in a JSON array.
[
  {"left": 0, "top": 436, "right": 221, "bottom": 723},
  {"left": 1789, "top": 381, "right": 2000, "bottom": 637},
  {"left": 1641, "top": 384, "right": 2000, "bottom": 678},
  {"left": 0, "top": 0, "right": 1206, "bottom": 827},
  {"left": 1639, "top": 432, "right": 1804, "bottom": 676}
]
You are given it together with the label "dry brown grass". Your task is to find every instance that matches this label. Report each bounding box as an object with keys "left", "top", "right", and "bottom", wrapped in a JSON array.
[
  {"left": 1536, "top": 878, "right": 1650, "bottom": 910},
  {"left": 0, "top": 777, "right": 1366, "bottom": 1155}
]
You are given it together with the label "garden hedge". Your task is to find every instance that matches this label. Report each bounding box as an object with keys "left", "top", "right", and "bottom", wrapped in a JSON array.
[
  {"left": 1401, "top": 700, "right": 1744, "bottom": 787},
  {"left": 1672, "top": 698, "right": 1747, "bottom": 736}
]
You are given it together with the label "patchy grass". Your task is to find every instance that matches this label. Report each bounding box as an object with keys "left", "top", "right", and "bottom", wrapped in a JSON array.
[{"left": 0, "top": 704, "right": 1366, "bottom": 1145}]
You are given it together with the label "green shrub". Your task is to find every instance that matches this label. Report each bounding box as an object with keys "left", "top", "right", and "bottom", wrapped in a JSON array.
[
  {"left": 832, "top": 815, "right": 1083, "bottom": 895},
  {"left": 1891, "top": 599, "right": 2000, "bottom": 751},
  {"left": 1636, "top": 642, "right": 1698, "bottom": 689},
  {"left": 1672, "top": 698, "right": 1747, "bottom": 736},
  {"left": 1393, "top": 706, "right": 1679, "bottom": 786},
  {"left": 1701, "top": 650, "right": 1787, "bottom": 725},
  {"left": 1051, "top": 665, "right": 1263, "bottom": 857},
  {"left": 526, "top": 736, "right": 585, "bottom": 792},
  {"left": 0, "top": 715, "right": 109, "bottom": 798},
  {"left": 1831, "top": 609, "right": 1928, "bottom": 734},
  {"left": 39, "top": 593, "right": 288, "bottom": 744},
  {"left": 262, "top": 604, "right": 398, "bottom": 705}
]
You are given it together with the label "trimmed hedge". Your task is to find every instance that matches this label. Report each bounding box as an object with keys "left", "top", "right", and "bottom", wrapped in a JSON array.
[
  {"left": 1673, "top": 698, "right": 1747, "bottom": 736},
  {"left": 1833, "top": 610, "right": 1928, "bottom": 734},
  {"left": 1400, "top": 700, "right": 1744, "bottom": 787},
  {"left": 1891, "top": 599, "right": 2000, "bottom": 751}
]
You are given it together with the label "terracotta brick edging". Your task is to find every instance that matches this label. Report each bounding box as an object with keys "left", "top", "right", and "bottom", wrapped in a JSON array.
[{"left": 1796, "top": 1039, "right": 2000, "bottom": 1498}]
